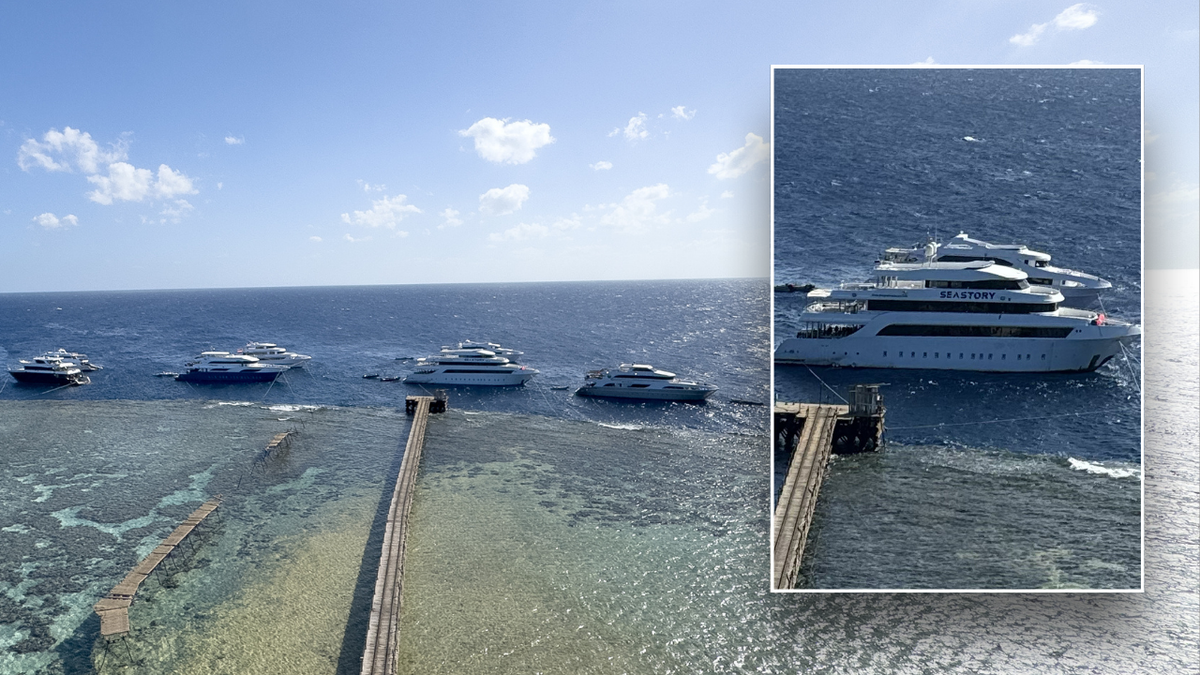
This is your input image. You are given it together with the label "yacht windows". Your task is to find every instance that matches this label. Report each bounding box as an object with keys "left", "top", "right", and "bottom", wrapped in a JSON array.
[
  {"left": 866, "top": 299, "right": 1056, "bottom": 314},
  {"left": 795, "top": 323, "right": 863, "bottom": 338},
  {"left": 938, "top": 255, "right": 1014, "bottom": 267},
  {"left": 876, "top": 325, "right": 1073, "bottom": 338},
  {"left": 1029, "top": 277, "right": 1053, "bottom": 285},
  {"left": 924, "top": 278, "right": 1029, "bottom": 290}
]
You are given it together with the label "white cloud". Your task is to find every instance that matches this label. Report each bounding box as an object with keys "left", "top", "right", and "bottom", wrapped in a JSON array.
[
  {"left": 488, "top": 216, "right": 580, "bottom": 242},
  {"left": 708, "top": 133, "right": 769, "bottom": 180},
  {"left": 1011, "top": 3, "right": 1098, "bottom": 46},
  {"left": 33, "top": 212, "right": 78, "bottom": 229},
  {"left": 1070, "top": 59, "right": 1104, "bottom": 65},
  {"left": 344, "top": 234, "right": 372, "bottom": 243},
  {"left": 309, "top": 236, "right": 322, "bottom": 242},
  {"left": 599, "top": 184, "right": 671, "bottom": 231},
  {"left": 620, "top": 113, "right": 649, "bottom": 141},
  {"left": 590, "top": 161, "right": 613, "bottom": 171},
  {"left": 1010, "top": 23, "right": 1048, "bottom": 46},
  {"left": 439, "top": 207, "right": 463, "bottom": 229},
  {"left": 479, "top": 184, "right": 530, "bottom": 216},
  {"left": 459, "top": 118, "right": 555, "bottom": 164},
  {"left": 1054, "top": 3, "right": 1099, "bottom": 29},
  {"left": 86, "top": 163, "right": 197, "bottom": 205},
  {"left": 684, "top": 199, "right": 714, "bottom": 223},
  {"left": 720, "top": 190, "right": 734, "bottom": 199},
  {"left": 341, "top": 194, "right": 421, "bottom": 228},
  {"left": 358, "top": 179, "right": 387, "bottom": 192},
  {"left": 671, "top": 106, "right": 696, "bottom": 121},
  {"left": 18, "top": 127, "right": 126, "bottom": 173},
  {"left": 912, "top": 57, "right": 938, "bottom": 66},
  {"left": 224, "top": 136, "right": 244, "bottom": 145},
  {"left": 160, "top": 199, "right": 195, "bottom": 223},
  {"left": 217, "top": 182, "right": 224, "bottom": 190}
]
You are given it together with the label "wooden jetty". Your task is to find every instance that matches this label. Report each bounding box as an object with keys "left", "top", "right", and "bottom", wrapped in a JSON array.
[
  {"left": 361, "top": 395, "right": 444, "bottom": 675},
  {"left": 773, "top": 384, "right": 884, "bottom": 590},
  {"left": 93, "top": 496, "right": 222, "bottom": 637}
]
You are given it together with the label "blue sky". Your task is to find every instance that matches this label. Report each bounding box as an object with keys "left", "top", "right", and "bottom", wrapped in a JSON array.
[{"left": 1, "top": 1, "right": 1196, "bottom": 292}]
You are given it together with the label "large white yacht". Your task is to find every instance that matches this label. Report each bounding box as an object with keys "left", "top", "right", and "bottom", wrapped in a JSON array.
[
  {"left": 442, "top": 340, "right": 523, "bottom": 363},
  {"left": 405, "top": 348, "right": 537, "bottom": 386},
  {"left": 40, "top": 349, "right": 103, "bottom": 371},
  {"left": 882, "top": 233, "right": 1112, "bottom": 308},
  {"left": 239, "top": 342, "right": 312, "bottom": 368},
  {"left": 575, "top": 364, "right": 717, "bottom": 401},
  {"left": 176, "top": 352, "right": 290, "bottom": 383},
  {"left": 774, "top": 260, "right": 1140, "bottom": 372},
  {"left": 8, "top": 354, "right": 90, "bottom": 385}
]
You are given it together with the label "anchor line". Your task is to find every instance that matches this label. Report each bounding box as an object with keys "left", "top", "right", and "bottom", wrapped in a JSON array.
[{"left": 805, "top": 367, "right": 849, "bottom": 405}]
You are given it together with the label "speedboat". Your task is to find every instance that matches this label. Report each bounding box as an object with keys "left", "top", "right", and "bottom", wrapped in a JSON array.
[
  {"left": 176, "top": 352, "right": 290, "bottom": 383},
  {"left": 239, "top": 342, "right": 312, "bottom": 368},
  {"left": 575, "top": 364, "right": 717, "bottom": 401},
  {"left": 8, "top": 354, "right": 90, "bottom": 385},
  {"left": 882, "top": 233, "right": 1112, "bottom": 308},
  {"left": 405, "top": 348, "right": 537, "bottom": 386},
  {"left": 41, "top": 349, "right": 103, "bottom": 371},
  {"left": 774, "top": 260, "right": 1140, "bottom": 372},
  {"left": 442, "top": 340, "right": 523, "bottom": 363}
]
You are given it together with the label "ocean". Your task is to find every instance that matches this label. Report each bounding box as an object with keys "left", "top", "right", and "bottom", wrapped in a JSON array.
[
  {"left": 0, "top": 271, "right": 1196, "bottom": 673},
  {"left": 772, "top": 68, "right": 1144, "bottom": 590}
]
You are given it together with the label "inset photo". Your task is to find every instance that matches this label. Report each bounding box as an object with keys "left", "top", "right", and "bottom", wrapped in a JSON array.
[{"left": 771, "top": 66, "right": 1143, "bottom": 592}]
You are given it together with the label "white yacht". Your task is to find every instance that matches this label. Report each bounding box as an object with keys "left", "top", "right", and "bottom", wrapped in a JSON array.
[
  {"left": 576, "top": 364, "right": 717, "bottom": 401},
  {"left": 176, "top": 352, "right": 290, "bottom": 383},
  {"left": 8, "top": 354, "right": 90, "bottom": 385},
  {"left": 40, "top": 349, "right": 103, "bottom": 371},
  {"left": 882, "top": 232, "right": 1112, "bottom": 308},
  {"left": 774, "top": 261, "right": 1140, "bottom": 372},
  {"left": 405, "top": 348, "right": 537, "bottom": 386},
  {"left": 239, "top": 342, "right": 312, "bottom": 368},
  {"left": 442, "top": 340, "right": 523, "bottom": 362}
]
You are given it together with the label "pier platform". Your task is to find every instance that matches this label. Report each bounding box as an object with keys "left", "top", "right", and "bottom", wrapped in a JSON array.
[
  {"left": 773, "top": 385, "right": 884, "bottom": 590},
  {"left": 361, "top": 395, "right": 445, "bottom": 675}
]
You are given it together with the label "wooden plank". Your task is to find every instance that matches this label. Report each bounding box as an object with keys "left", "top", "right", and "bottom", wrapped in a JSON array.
[{"left": 773, "top": 404, "right": 842, "bottom": 589}]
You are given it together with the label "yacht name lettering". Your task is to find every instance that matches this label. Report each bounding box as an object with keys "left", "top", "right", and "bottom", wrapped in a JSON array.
[{"left": 939, "top": 290, "right": 997, "bottom": 300}]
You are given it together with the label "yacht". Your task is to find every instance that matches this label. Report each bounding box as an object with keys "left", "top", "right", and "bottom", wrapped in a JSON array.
[
  {"left": 405, "top": 348, "right": 537, "bottom": 386},
  {"left": 575, "top": 364, "right": 717, "bottom": 401},
  {"left": 176, "top": 352, "right": 290, "bottom": 383},
  {"left": 239, "top": 342, "right": 312, "bottom": 368},
  {"left": 41, "top": 349, "right": 103, "bottom": 371},
  {"left": 442, "top": 340, "right": 523, "bottom": 362},
  {"left": 774, "top": 261, "right": 1140, "bottom": 372},
  {"left": 882, "top": 233, "right": 1112, "bottom": 308},
  {"left": 8, "top": 354, "right": 90, "bottom": 385}
]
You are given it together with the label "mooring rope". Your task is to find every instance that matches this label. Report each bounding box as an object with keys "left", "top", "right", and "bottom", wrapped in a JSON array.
[{"left": 805, "top": 367, "right": 850, "bottom": 404}]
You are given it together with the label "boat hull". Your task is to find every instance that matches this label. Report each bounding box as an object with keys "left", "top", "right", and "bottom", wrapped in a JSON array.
[
  {"left": 775, "top": 331, "right": 1138, "bottom": 373},
  {"left": 575, "top": 385, "right": 716, "bottom": 401},
  {"left": 176, "top": 370, "right": 282, "bottom": 383},
  {"left": 404, "top": 372, "right": 535, "bottom": 386},
  {"left": 9, "top": 370, "right": 86, "bottom": 385}
]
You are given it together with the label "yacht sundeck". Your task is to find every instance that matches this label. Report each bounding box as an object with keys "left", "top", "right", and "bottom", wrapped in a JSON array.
[
  {"left": 41, "top": 349, "right": 102, "bottom": 371},
  {"left": 176, "top": 352, "right": 290, "bottom": 383},
  {"left": 882, "top": 233, "right": 1112, "bottom": 308},
  {"left": 239, "top": 342, "right": 312, "bottom": 368},
  {"left": 8, "top": 354, "right": 90, "bottom": 385},
  {"left": 774, "top": 261, "right": 1140, "bottom": 372},
  {"left": 575, "top": 364, "right": 717, "bottom": 401},
  {"left": 405, "top": 348, "right": 537, "bottom": 386},
  {"left": 443, "top": 340, "right": 523, "bottom": 362}
]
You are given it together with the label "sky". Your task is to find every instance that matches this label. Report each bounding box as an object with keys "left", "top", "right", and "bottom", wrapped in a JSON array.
[{"left": 1, "top": 1, "right": 1196, "bottom": 292}]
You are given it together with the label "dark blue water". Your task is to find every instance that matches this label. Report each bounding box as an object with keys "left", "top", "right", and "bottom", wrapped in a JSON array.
[
  {"left": 0, "top": 279, "right": 769, "bottom": 435},
  {"left": 772, "top": 69, "right": 1143, "bottom": 589}
]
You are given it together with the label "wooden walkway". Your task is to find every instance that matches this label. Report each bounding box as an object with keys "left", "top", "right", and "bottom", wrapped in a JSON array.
[
  {"left": 93, "top": 496, "right": 222, "bottom": 637},
  {"left": 772, "top": 404, "right": 847, "bottom": 590},
  {"left": 361, "top": 396, "right": 436, "bottom": 675}
]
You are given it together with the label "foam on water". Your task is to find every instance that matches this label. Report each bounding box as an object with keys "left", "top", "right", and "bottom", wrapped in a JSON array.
[{"left": 1068, "top": 457, "right": 1141, "bottom": 479}]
